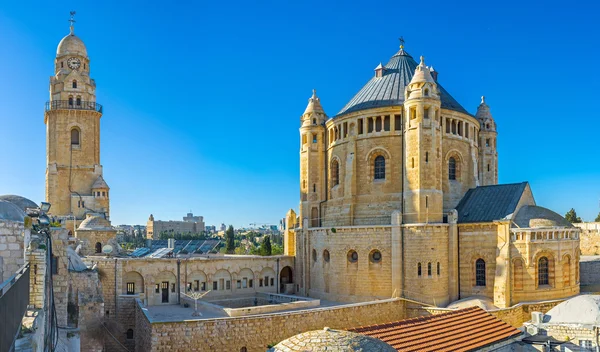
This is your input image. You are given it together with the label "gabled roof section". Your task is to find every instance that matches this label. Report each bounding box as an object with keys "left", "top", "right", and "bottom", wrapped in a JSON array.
[
  {"left": 455, "top": 182, "right": 529, "bottom": 224},
  {"left": 335, "top": 48, "right": 470, "bottom": 117},
  {"left": 349, "top": 306, "right": 522, "bottom": 352},
  {"left": 92, "top": 175, "right": 109, "bottom": 190}
]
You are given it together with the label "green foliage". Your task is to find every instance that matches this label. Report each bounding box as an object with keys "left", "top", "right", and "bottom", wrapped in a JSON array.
[
  {"left": 50, "top": 221, "right": 62, "bottom": 228},
  {"left": 271, "top": 243, "right": 283, "bottom": 255},
  {"left": 565, "top": 208, "right": 582, "bottom": 223},
  {"left": 595, "top": 212, "right": 600, "bottom": 222},
  {"left": 331, "top": 228, "right": 337, "bottom": 233},
  {"left": 225, "top": 225, "right": 235, "bottom": 254},
  {"left": 259, "top": 236, "right": 272, "bottom": 256}
]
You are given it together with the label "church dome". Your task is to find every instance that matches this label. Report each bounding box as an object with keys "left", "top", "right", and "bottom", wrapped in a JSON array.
[
  {"left": 0, "top": 195, "right": 38, "bottom": 212},
  {"left": 336, "top": 45, "right": 469, "bottom": 117},
  {"left": 78, "top": 215, "right": 112, "bottom": 231},
  {"left": 57, "top": 32, "right": 87, "bottom": 57},
  {"left": 513, "top": 205, "right": 572, "bottom": 228},
  {"left": 269, "top": 327, "right": 395, "bottom": 352},
  {"left": 0, "top": 200, "right": 26, "bottom": 222},
  {"left": 544, "top": 295, "right": 600, "bottom": 325}
]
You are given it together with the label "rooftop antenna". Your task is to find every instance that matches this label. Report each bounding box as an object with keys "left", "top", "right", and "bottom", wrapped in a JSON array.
[{"left": 69, "top": 11, "right": 76, "bottom": 34}]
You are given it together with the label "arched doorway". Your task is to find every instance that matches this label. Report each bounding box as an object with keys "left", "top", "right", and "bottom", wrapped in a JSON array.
[
  {"left": 95, "top": 242, "right": 102, "bottom": 253},
  {"left": 280, "top": 266, "right": 293, "bottom": 294}
]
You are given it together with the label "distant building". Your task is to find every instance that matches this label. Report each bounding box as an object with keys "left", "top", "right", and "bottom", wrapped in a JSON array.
[
  {"left": 220, "top": 223, "right": 227, "bottom": 232},
  {"left": 205, "top": 225, "right": 216, "bottom": 233},
  {"left": 146, "top": 213, "right": 205, "bottom": 239}
]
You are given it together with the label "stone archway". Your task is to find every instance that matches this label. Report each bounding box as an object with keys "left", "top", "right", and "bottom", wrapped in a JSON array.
[{"left": 280, "top": 266, "right": 293, "bottom": 294}]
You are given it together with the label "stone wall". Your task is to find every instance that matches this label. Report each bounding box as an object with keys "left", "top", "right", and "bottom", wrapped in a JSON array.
[
  {"left": 408, "top": 299, "right": 565, "bottom": 328},
  {"left": 69, "top": 271, "right": 104, "bottom": 351},
  {"left": 28, "top": 248, "right": 46, "bottom": 309},
  {"left": 580, "top": 256, "right": 600, "bottom": 290},
  {"left": 50, "top": 228, "right": 70, "bottom": 326},
  {"left": 577, "top": 222, "right": 600, "bottom": 255},
  {"left": 0, "top": 219, "right": 27, "bottom": 281},
  {"left": 134, "top": 298, "right": 406, "bottom": 352},
  {"left": 306, "top": 226, "right": 392, "bottom": 302}
]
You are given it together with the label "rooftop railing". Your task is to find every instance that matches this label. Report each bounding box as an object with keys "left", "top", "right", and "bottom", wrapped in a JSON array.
[
  {"left": 45, "top": 100, "right": 103, "bottom": 113},
  {"left": 0, "top": 263, "right": 30, "bottom": 352}
]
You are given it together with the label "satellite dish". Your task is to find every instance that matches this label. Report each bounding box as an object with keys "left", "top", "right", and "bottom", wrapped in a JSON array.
[{"left": 102, "top": 245, "right": 113, "bottom": 254}]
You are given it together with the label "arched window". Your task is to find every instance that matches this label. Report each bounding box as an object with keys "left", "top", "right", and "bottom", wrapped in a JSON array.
[
  {"left": 417, "top": 263, "right": 422, "bottom": 277},
  {"left": 76, "top": 96, "right": 81, "bottom": 106},
  {"left": 95, "top": 242, "right": 102, "bottom": 253},
  {"left": 427, "top": 262, "right": 432, "bottom": 276},
  {"left": 126, "top": 329, "right": 134, "bottom": 339},
  {"left": 71, "top": 128, "right": 80, "bottom": 146},
  {"left": 424, "top": 88, "right": 429, "bottom": 96},
  {"left": 374, "top": 155, "right": 385, "bottom": 180},
  {"left": 539, "top": 257, "right": 549, "bottom": 285},
  {"left": 240, "top": 348, "right": 248, "bottom": 352},
  {"left": 475, "top": 259, "right": 486, "bottom": 286},
  {"left": 72, "top": 80, "right": 77, "bottom": 88},
  {"left": 449, "top": 157, "right": 456, "bottom": 180},
  {"left": 68, "top": 96, "right": 73, "bottom": 106},
  {"left": 331, "top": 160, "right": 339, "bottom": 186}
]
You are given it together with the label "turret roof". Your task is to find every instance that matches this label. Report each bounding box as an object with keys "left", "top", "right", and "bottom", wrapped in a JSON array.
[
  {"left": 336, "top": 47, "right": 469, "bottom": 117},
  {"left": 91, "top": 176, "right": 109, "bottom": 190}
]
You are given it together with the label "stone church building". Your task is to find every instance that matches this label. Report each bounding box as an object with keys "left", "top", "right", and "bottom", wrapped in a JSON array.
[{"left": 284, "top": 42, "right": 580, "bottom": 308}]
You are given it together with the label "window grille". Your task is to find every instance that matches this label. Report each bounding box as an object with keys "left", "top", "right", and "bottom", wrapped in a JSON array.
[
  {"left": 476, "top": 259, "right": 486, "bottom": 286},
  {"left": 539, "top": 257, "right": 549, "bottom": 285},
  {"left": 374, "top": 156, "right": 385, "bottom": 180}
]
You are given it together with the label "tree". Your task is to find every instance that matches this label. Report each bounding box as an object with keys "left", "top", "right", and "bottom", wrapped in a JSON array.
[
  {"left": 259, "top": 236, "right": 272, "bottom": 256},
  {"left": 225, "top": 225, "right": 235, "bottom": 254},
  {"left": 565, "top": 208, "right": 583, "bottom": 223},
  {"left": 595, "top": 212, "right": 600, "bottom": 222}
]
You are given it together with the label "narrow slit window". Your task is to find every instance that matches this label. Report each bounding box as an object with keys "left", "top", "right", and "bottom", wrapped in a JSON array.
[
  {"left": 394, "top": 114, "right": 402, "bottom": 131},
  {"left": 358, "top": 118, "right": 364, "bottom": 134}
]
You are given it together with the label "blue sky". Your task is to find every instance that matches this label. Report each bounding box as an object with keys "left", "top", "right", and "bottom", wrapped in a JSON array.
[{"left": 0, "top": 0, "right": 598, "bottom": 227}]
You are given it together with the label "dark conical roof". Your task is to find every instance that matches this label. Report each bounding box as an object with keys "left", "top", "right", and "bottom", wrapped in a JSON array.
[{"left": 336, "top": 48, "right": 469, "bottom": 116}]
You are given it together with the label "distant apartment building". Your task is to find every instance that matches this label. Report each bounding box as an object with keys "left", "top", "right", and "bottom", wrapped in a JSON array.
[
  {"left": 220, "top": 223, "right": 226, "bottom": 232},
  {"left": 146, "top": 213, "right": 205, "bottom": 239}
]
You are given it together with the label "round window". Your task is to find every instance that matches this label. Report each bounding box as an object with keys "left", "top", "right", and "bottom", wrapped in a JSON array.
[
  {"left": 370, "top": 250, "right": 382, "bottom": 263},
  {"left": 312, "top": 249, "right": 317, "bottom": 262},
  {"left": 348, "top": 250, "right": 358, "bottom": 263},
  {"left": 323, "top": 250, "right": 330, "bottom": 263}
]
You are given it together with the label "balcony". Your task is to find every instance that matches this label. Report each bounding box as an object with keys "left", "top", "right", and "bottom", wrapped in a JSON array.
[{"left": 45, "top": 100, "right": 103, "bottom": 114}]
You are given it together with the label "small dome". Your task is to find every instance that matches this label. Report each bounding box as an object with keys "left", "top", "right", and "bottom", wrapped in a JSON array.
[
  {"left": 409, "top": 56, "right": 436, "bottom": 85},
  {"left": 544, "top": 295, "right": 600, "bottom": 325},
  {"left": 57, "top": 33, "right": 87, "bottom": 57},
  {"left": 0, "top": 200, "right": 26, "bottom": 222},
  {"left": 78, "top": 215, "right": 113, "bottom": 231},
  {"left": 0, "top": 195, "right": 38, "bottom": 212},
  {"left": 513, "top": 205, "right": 572, "bottom": 228},
  {"left": 269, "top": 327, "right": 395, "bottom": 352}
]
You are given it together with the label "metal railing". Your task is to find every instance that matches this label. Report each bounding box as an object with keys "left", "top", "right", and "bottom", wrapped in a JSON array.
[
  {"left": 0, "top": 263, "right": 30, "bottom": 352},
  {"left": 45, "top": 100, "right": 103, "bottom": 113}
]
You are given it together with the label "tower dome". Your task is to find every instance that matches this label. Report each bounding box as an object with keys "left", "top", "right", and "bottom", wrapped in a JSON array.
[
  {"left": 269, "top": 327, "right": 396, "bottom": 352},
  {"left": 56, "top": 22, "right": 87, "bottom": 57}
]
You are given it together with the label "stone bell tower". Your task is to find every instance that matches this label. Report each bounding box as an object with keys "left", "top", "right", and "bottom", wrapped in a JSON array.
[
  {"left": 403, "top": 56, "right": 443, "bottom": 223},
  {"left": 299, "top": 90, "right": 327, "bottom": 227},
  {"left": 45, "top": 14, "right": 110, "bottom": 228},
  {"left": 476, "top": 96, "right": 498, "bottom": 186}
]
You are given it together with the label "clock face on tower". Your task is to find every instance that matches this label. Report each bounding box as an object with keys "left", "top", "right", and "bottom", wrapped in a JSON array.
[{"left": 67, "top": 57, "right": 81, "bottom": 70}]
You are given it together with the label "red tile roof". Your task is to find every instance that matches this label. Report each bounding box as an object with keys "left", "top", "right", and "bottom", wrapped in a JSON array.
[{"left": 348, "top": 306, "right": 522, "bottom": 352}]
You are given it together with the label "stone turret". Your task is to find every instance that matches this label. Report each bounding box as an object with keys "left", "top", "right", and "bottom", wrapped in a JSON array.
[
  {"left": 299, "top": 90, "right": 327, "bottom": 227},
  {"left": 403, "top": 56, "right": 443, "bottom": 223},
  {"left": 476, "top": 96, "right": 498, "bottom": 185}
]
